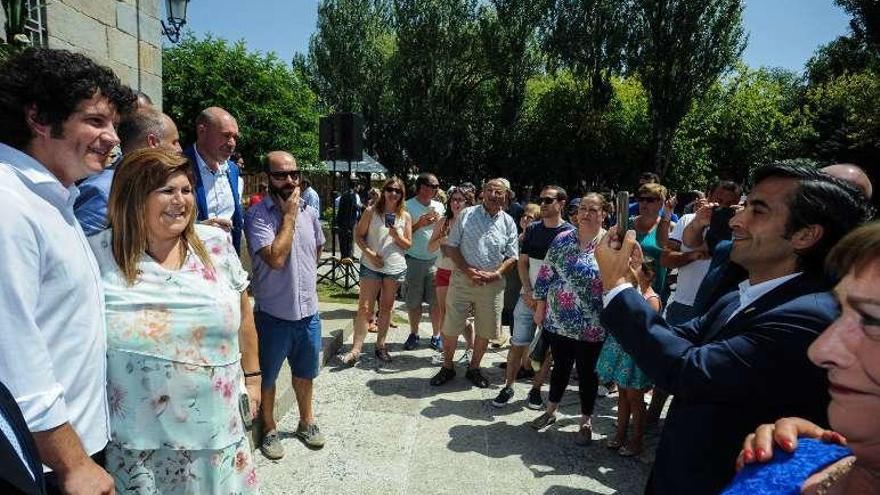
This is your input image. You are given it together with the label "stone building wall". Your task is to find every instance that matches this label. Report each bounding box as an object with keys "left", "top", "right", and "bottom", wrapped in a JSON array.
[{"left": 45, "top": 0, "right": 163, "bottom": 108}]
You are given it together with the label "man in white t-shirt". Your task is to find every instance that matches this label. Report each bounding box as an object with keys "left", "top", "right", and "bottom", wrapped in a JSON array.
[{"left": 661, "top": 180, "right": 742, "bottom": 324}]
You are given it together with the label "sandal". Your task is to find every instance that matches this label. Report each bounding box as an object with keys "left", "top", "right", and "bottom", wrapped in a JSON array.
[
  {"left": 339, "top": 351, "right": 360, "bottom": 366},
  {"left": 375, "top": 347, "right": 393, "bottom": 363},
  {"left": 574, "top": 426, "right": 592, "bottom": 446},
  {"left": 605, "top": 438, "right": 624, "bottom": 449},
  {"left": 618, "top": 444, "right": 643, "bottom": 457}
]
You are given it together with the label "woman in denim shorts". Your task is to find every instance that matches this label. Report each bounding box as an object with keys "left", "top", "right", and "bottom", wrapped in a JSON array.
[{"left": 341, "top": 177, "right": 412, "bottom": 364}]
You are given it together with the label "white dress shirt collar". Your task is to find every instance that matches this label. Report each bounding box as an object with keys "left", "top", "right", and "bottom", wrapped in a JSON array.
[
  {"left": 193, "top": 143, "right": 228, "bottom": 175},
  {"left": 727, "top": 272, "right": 803, "bottom": 322},
  {"left": 0, "top": 143, "right": 78, "bottom": 206}
]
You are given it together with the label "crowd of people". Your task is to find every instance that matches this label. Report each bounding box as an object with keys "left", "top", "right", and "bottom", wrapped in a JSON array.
[{"left": 1, "top": 46, "right": 879, "bottom": 495}]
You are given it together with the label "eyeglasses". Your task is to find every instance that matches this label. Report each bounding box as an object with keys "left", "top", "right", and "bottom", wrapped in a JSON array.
[
  {"left": 538, "top": 197, "right": 558, "bottom": 205},
  {"left": 450, "top": 196, "right": 465, "bottom": 203},
  {"left": 269, "top": 170, "right": 300, "bottom": 180},
  {"left": 384, "top": 187, "right": 403, "bottom": 195},
  {"left": 637, "top": 196, "right": 660, "bottom": 204}
]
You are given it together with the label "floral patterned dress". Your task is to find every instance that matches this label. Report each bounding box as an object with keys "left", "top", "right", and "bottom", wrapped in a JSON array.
[
  {"left": 532, "top": 229, "right": 606, "bottom": 342},
  {"left": 89, "top": 225, "right": 258, "bottom": 494},
  {"left": 595, "top": 289, "right": 658, "bottom": 390}
]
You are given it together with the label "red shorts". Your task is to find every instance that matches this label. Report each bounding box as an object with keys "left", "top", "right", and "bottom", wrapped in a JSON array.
[{"left": 435, "top": 268, "right": 452, "bottom": 287}]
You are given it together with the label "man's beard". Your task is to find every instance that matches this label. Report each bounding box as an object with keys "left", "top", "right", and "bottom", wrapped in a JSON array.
[{"left": 269, "top": 183, "right": 296, "bottom": 200}]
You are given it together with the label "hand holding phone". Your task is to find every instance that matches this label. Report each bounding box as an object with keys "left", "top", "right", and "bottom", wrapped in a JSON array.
[{"left": 384, "top": 212, "right": 397, "bottom": 228}]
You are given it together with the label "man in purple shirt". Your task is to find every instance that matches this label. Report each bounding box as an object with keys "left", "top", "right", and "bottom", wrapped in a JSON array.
[{"left": 244, "top": 151, "right": 326, "bottom": 458}]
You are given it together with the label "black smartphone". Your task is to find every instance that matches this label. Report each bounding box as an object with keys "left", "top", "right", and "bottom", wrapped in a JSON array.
[
  {"left": 706, "top": 206, "right": 735, "bottom": 252},
  {"left": 239, "top": 393, "right": 253, "bottom": 429},
  {"left": 384, "top": 212, "right": 396, "bottom": 228}
]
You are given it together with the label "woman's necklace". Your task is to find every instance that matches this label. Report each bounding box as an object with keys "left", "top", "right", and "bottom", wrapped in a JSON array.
[{"left": 815, "top": 457, "right": 856, "bottom": 495}]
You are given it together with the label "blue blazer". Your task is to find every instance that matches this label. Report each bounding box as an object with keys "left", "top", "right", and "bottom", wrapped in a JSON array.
[
  {"left": 601, "top": 273, "right": 834, "bottom": 495},
  {"left": 183, "top": 144, "right": 243, "bottom": 253},
  {"left": 0, "top": 381, "right": 45, "bottom": 495}
]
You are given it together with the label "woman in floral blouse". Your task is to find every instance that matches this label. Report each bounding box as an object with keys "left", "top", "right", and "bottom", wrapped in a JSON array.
[
  {"left": 89, "top": 148, "right": 261, "bottom": 494},
  {"left": 530, "top": 193, "right": 607, "bottom": 445}
]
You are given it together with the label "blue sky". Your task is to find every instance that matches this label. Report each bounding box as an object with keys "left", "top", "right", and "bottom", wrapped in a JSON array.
[{"left": 177, "top": 0, "right": 852, "bottom": 73}]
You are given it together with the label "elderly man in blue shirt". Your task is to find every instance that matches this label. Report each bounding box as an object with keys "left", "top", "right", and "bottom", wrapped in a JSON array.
[{"left": 430, "top": 178, "right": 519, "bottom": 388}]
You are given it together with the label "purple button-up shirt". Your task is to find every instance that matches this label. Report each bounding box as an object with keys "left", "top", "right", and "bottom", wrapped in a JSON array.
[{"left": 244, "top": 197, "right": 325, "bottom": 322}]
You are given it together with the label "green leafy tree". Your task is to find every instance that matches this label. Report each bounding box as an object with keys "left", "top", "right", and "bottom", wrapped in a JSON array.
[
  {"left": 541, "top": 0, "right": 633, "bottom": 109},
  {"left": 630, "top": 0, "right": 746, "bottom": 178},
  {"left": 836, "top": 0, "right": 880, "bottom": 50},
  {"left": 391, "top": 0, "right": 493, "bottom": 180},
  {"left": 162, "top": 36, "right": 320, "bottom": 171}
]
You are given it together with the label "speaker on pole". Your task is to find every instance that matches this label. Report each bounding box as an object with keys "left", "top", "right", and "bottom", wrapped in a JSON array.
[{"left": 319, "top": 112, "right": 363, "bottom": 162}]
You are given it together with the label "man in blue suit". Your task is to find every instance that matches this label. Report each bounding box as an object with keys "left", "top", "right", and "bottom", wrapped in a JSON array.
[
  {"left": 0, "top": 380, "right": 45, "bottom": 495},
  {"left": 183, "top": 106, "right": 244, "bottom": 253},
  {"left": 595, "top": 164, "right": 872, "bottom": 495}
]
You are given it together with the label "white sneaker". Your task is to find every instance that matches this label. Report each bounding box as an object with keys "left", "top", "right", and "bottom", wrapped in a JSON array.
[
  {"left": 431, "top": 350, "right": 445, "bottom": 365},
  {"left": 457, "top": 348, "right": 473, "bottom": 365}
]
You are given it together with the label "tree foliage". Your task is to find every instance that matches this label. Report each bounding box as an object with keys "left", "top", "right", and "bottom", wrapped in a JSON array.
[
  {"left": 162, "top": 36, "right": 320, "bottom": 170},
  {"left": 630, "top": 0, "right": 746, "bottom": 177}
]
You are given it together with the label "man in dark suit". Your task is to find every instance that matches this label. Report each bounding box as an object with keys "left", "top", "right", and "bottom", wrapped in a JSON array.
[
  {"left": 595, "top": 164, "right": 872, "bottom": 495},
  {"left": 0, "top": 381, "right": 44, "bottom": 495}
]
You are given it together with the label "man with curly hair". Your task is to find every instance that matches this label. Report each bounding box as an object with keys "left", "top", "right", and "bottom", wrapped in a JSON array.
[{"left": 0, "top": 48, "right": 136, "bottom": 495}]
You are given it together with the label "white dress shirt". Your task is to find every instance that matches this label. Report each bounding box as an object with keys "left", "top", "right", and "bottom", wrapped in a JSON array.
[
  {"left": 0, "top": 144, "right": 110, "bottom": 466},
  {"left": 193, "top": 144, "right": 236, "bottom": 220}
]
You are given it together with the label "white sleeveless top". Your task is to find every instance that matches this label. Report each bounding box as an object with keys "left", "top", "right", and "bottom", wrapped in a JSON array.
[
  {"left": 435, "top": 216, "right": 456, "bottom": 270},
  {"left": 361, "top": 208, "right": 408, "bottom": 274}
]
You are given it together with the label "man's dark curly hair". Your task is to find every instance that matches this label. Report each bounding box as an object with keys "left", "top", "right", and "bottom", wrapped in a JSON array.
[
  {"left": 751, "top": 163, "right": 874, "bottom": 277},
  {"left": 0, "top": 48, "right": 137, "bottom": 150}
]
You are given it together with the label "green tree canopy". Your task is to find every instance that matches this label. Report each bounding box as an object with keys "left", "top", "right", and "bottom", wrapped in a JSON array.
[{"left": 163, "top": 35, "right": 320, "bottom": 171}]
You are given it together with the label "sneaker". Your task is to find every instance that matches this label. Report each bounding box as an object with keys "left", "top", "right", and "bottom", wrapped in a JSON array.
[
  {"left": 295, "top": 422, "right": 325, "bottom": 449},
  {"left": 429, "top": 335, "right": 443, "bottom": 350},
  {"left": 597, "top": 384, "right": 610, "bottom": 397},
  {"left": 403, "top": 333, "right": 420, "bottom": 350},
  {"left": 375, "top": 347, "right": 393, "bottom": 363},
  {"left": 529, "top": 412, "right": 557, "bottom": 430},
  {"left": 491, "top": 386, "right": 514, "bottom": 408},
  {"left": 526, "top": 388, "right": 543, "bottom": 410},
  {"left": 430, "top": 366, "right": 456, "bottom": 386},
  {"left": 430, "top": 350, "right": 446, "bottom": 365},
  {"left": 260, "top": 429, "right": 284, "bottom": 460},
  {"left": 457, "top": 348, "right": 473, "bottom": 365},
  {"left": 465, "top": 368, "right": 490, "bottom": 388}
]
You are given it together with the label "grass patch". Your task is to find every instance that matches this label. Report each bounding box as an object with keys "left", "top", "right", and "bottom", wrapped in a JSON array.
[{"left": 316, "top": 282, "right": 359, "bottom": 304}]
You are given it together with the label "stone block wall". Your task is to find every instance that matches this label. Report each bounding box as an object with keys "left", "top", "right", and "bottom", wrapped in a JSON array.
[{"left": 46, "top": 0, "right": 163, "bottom": 108}]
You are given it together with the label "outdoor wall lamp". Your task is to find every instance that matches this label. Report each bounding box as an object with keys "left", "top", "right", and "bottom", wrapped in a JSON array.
[{"left": 161, "top": 0, "right": 189, "bottom": 43}]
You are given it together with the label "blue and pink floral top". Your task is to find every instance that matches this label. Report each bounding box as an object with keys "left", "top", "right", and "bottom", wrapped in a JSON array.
[
  {"left": 533, "top": 229, "right": 606, "bottom": 342},
  {"left": 89, "top": 225, "right": 249, "bottom": 451}
]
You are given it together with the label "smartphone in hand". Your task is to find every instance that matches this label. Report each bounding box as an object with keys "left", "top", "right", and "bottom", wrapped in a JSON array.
[
  {"left": 616, "top": 191, "right": 629, "bottom": 238},
  {"left": 384, "top": 212, "right": 396, "bottom": 228}
]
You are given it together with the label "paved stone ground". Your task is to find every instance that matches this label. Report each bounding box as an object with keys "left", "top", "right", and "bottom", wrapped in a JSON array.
[{"left": 255, "top": 308, "right": 660, "bottom": 494}]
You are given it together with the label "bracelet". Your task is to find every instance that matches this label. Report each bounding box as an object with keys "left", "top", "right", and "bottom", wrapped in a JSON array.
[{"left": 244, "top": 370, "right": 262, "bottom": 378}]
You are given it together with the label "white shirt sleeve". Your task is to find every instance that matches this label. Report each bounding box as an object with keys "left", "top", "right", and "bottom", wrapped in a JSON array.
[
  {"left": 0, "top": 216, "right": 69, "bottom": 431},
  {"left": 602, "top": 283, "right": 634, "bottom": 307}
]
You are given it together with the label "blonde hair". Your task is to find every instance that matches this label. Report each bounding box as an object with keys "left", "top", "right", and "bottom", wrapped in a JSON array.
[
  {"left": 638, "top": 182, "right": 668, "bottom": 201},
  {"left": 107, "top": 148, "right": 213, "bottom": 285},
  {"left": 523, "top": 203, "right": 540, "bottom": 219}
]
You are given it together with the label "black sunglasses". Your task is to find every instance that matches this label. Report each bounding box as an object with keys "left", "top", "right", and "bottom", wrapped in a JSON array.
[
  {"left": 385, "top": 187, "right": 403, "bottom": 195},
  {"left": 269, "top": 170, "right": 301, "bottom": 180},
  {"left": 538, "top": 197, "right": 558, "bottom": 205}
]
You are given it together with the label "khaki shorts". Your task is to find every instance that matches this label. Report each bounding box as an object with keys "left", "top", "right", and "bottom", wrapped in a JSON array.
[{"left": 442, "top": 270, "right": 505, "bottom": 340}]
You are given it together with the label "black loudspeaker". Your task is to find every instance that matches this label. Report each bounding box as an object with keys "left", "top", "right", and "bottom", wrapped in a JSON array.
[{"left": 318, "top": 112, "right": 363, "bottom": 162}]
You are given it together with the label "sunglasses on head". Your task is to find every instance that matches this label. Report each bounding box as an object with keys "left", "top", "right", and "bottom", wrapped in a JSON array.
[
  {"left": 384, "top": 186, "right": 403, "bottom": 195},
  {"left": 269, "top": 170, "right": 300, "bottom": 180},
  {"left": 538, "top": 197, "right": 558, "bottom": 205},
  {"left": 638, "top": 196, "right": 660, "bottom": 203}
]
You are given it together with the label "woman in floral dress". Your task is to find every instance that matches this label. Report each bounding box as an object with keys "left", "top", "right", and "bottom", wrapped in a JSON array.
[
  {"left": 530, "top": 193, "right": 607, "bottom": 445},
  {"left": 89, "top": 148, "right": 261, "bottom": 494}
]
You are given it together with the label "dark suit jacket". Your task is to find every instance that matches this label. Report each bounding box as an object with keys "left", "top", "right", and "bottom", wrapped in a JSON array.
[
  {"left": 600, "top": 273, "right": 834, "bottom": 495},
  {"left": 183, "top": 145, "right": 244, "bottom": 253},
  {"left": 0, "top": 381, "right": 45, "bottom": 495}
]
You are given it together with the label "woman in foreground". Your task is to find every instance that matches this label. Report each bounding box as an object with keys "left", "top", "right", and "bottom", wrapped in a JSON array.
[
  {"left": 93, "top": 148, "right": 261, "bottom": 494},
  {"left": 725, "top": 221, "right": 880, "bottom": 494}
]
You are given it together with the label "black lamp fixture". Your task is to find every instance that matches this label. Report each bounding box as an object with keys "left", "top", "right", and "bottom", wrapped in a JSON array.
[{"left": 161, "top": 0, "right": 189, "bottom": 43}]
